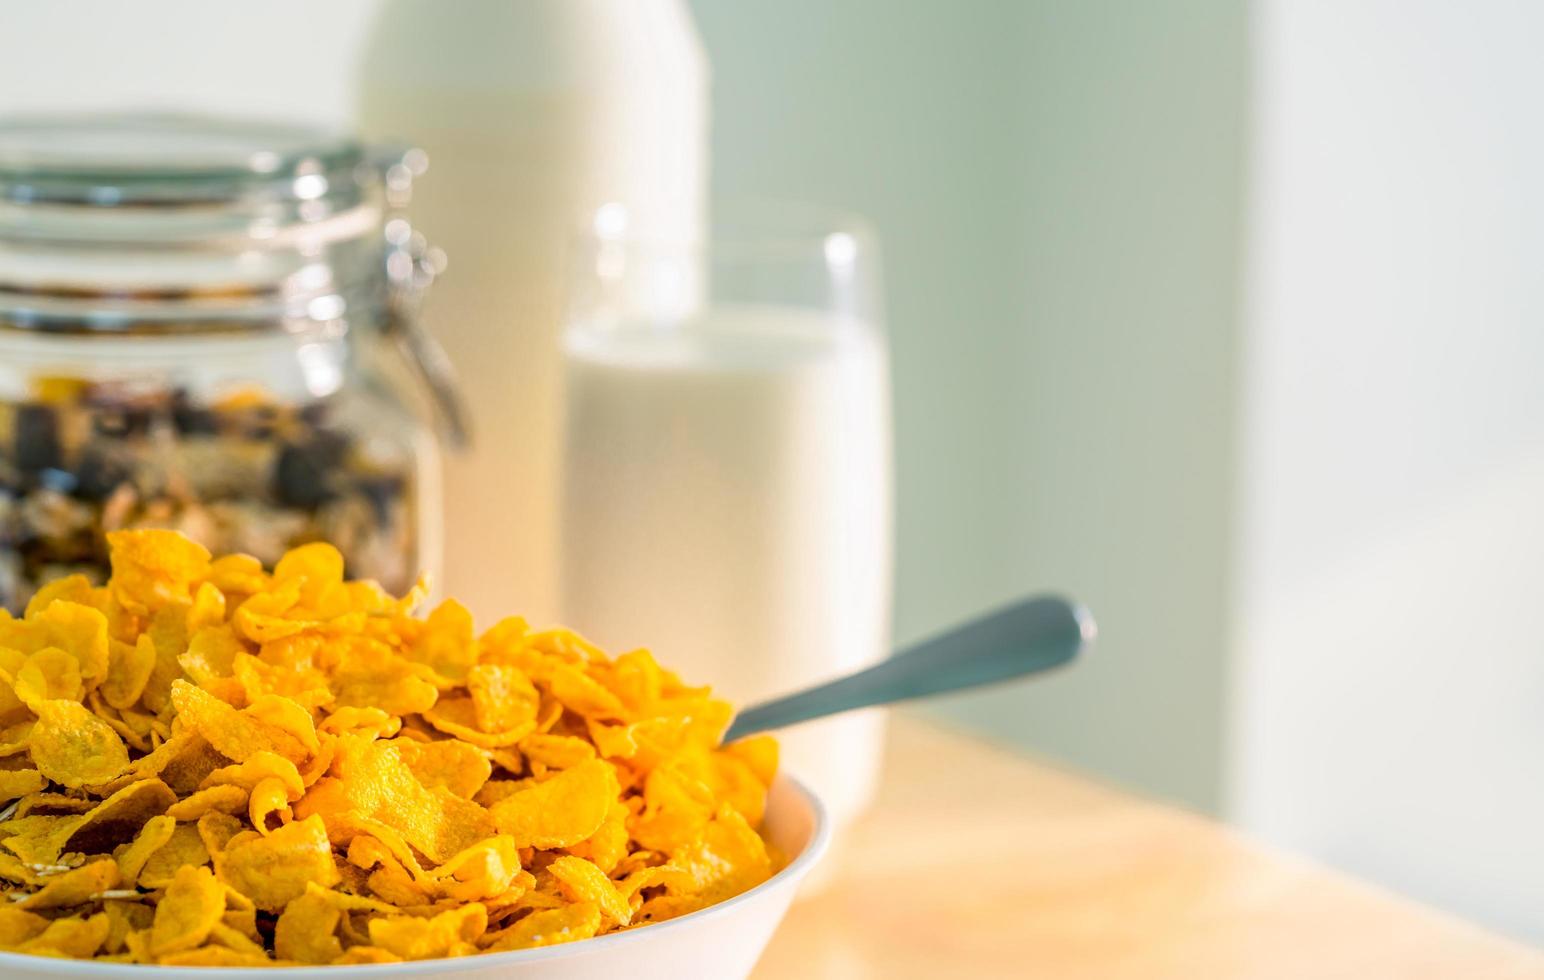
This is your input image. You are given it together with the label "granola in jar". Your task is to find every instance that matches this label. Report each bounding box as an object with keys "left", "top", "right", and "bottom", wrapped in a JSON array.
[{"left": 0, "top": 379, "right": 416, "bottom": 612}]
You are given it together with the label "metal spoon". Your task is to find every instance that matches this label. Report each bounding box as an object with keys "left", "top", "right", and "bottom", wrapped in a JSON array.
[{"left": 722, "top": 594, "right": 1095, "bottom": 742}]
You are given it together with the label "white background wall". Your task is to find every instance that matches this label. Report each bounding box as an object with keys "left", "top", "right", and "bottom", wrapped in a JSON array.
[
  {"left": 1234, "top": 0, "right": 1544, "bottom": 942},
  {"left": 0, "top": 1, "right": 374, "bottom": 125}
]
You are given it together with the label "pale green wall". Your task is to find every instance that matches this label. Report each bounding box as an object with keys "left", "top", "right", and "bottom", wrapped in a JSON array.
[{"left": 692, "top": 0, "right": 1247, "bottom": 811}]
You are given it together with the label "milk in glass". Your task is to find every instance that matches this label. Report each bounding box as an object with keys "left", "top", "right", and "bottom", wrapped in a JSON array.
[{"left": 562, "top": 305, "right": 892, "bottom": 833}]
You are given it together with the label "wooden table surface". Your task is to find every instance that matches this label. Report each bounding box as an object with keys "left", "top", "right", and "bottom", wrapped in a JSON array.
[{"left": 754, "top": 716, "right": 1544, "bottom": 979}]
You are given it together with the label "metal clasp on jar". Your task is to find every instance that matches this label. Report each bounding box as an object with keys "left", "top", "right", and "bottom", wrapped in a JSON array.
[{"left": 376, "top": 146, "right": 472, "bottom": 450}]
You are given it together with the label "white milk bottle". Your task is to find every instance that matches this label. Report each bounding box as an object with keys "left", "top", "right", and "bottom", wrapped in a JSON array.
[
  {"left": 356, "top": 0, "right": 707, "bottom": 624},
  {"left": 560, "top": 216, "right": 894, "bottom": 839}
]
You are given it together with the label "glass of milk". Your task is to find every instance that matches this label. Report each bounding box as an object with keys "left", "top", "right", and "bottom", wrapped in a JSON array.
[{"left": 560, "top": 202, "right": 892, "bottom": 841}]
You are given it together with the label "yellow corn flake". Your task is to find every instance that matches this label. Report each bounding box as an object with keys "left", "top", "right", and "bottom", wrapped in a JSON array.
[
  {"left": 0, "top": 816, "right": 63, "bottom": 866},
  {"left": 13, "top": 647, "right": 84, "bottom": 708},
  {"left": 665, "top": 806, "right": 775, "bottom": 906},
  {"left": 248, "top": 776, "right": 294, "bottom": 833},
  {"left": 18, "top": 859, "right": 119, "bottom": 910},
  {"left": 23, "top": 574, "right": 95, "bottom": 618},
  {"left": 177, "top": 625, "right": 243, "bottom": 687},
  {"left": 334, "top": 816, "right": 429, "bottom": 882},
  {"left": 115, "top": 814, "right": 177, "bottom": 886},
  {"left": 245, "top": 694, "right": 323, "bottom": 754},
  {"left": 231, "top": 581, "right": 310, "bottom": 644},
  {"left": 521, "top": 733, "right": 597, "bottom": 770},
  {"left": 0, "top": 651, "right": 29, "bottom": 727},
  {"left": 298, "top": 737, "right": 338, "bottom": 791},
  {"left": 168, "top": 681, "right": 314, "bottom": 766},
  {"left": 138, "top": 825, "right": 212, "bottom": 890},
  {"left": 329, "top": 945, "right": 397, "bottom": 964},
  {"left": 14, "top": 793, "right": 94, "bottom": 819},
  {"left": 216, "top": 814, "right": 339, "bottom": 911},
  {"left": 131, "top": 605, "right": 189, "bottom": 717},
  {"left": 102, "top": 899, "right": 152, "bottom": 955},
  {"left": 232, "top": 652, "right": 333, "bottom": 711},
  {"left": 0, "top": 720, "right": 32, "bottom": 758},
  {"left": 128, "top": 731, "right": 227, "bottom": 797},
  {"left": 13, "top": 912, "right": 111, "bottom": 958},
  {"left": 0, "top": 613, "right": 32, "bottom": 652},
  {"left": 582, "top": 720, "right": 637, "bottom": 760},
  {"left": 187, "top": 582, "right": 227, "bottom": 633},
  {"left": 157, "top": 945, "right": 274, "bottom": 967},
  {"left": 468, "top": 663, "right": 540, "bottom": 733},
  {"left": 548, "top": 855, "right": 632, "bottom": 926},
  {"left": 700, "top": 749, "right": 771, "bottom": 826},
  {"left": 566, "top": 800, "right": 631, "bottom": 874},
  {"left": 616, "top": 863, "right": 694, "bottom": 903},
  {"left": 150, "top": 865, "right": 226, "bottom": 955},
  {"left": 101, "top": 634, "right": 158, "bottom": 711},
  {"left": 28, "top": 699, "right": 129, "bottom": 788},
  {"left": 320, "top": 706, "right": 400, "bottom": 740},
  {"left": 296, "top": 735, "right": 494, "bottom": 863},
  {"left": 47, "top": 778, "right": 177, "bottom": 864},
  {"left": 611, "top": 649, "right": 667, "bottom": 707},
  {"left": 526, "top": 627, "right": 607, "bottom": 663},
  {"left": 328, "top": 639, "right": 439, "bottom": 715},
  {"left": 390, "top": 737, "right": 492, "bottom": 799},
  {"left": 106, "top": 529, "right": 211, "bottom": 614},
  {"left": 364, "top": 859, "right": 432, "bottom": 907},
  {"left": 197, "top": 811, "right": 246, "bottom": 859},
  {"left": 320, "top": 883, "right": 406, "bottom": 918},
  {"left": 630, "top": 763, "right": 716, "bottom": 853},
  {"left": 483, "top": 902, "right": 601, "bottom": 952},
  {"left": 725, "top": 733, "right": 779, "bottom": 786},
  {"left": 31, "top": 601, "right": 111, "bottom": 685},
  {"left": 220, "top": 904, "right": 260, "bottom": 949},
  {"left": 273, "top": 541, "right": 345, "bottom": 601},
  {"left": 0, "top": 529, "right": 782, "bottom": 966},
  {"left": 429, "top": 835, "right": 525, "bottom": 903},
  {"left": 206, "top": 553, "right": 268, "bottom": 598},
  {"left": 113, "top": 701, "right": 156, "bottom": 738},
  {"left": 424, "top": 694, "right": 535, "bottom": 747},
  {"left": 89, "top": 703, "right": 149, "bottom": 755},
  {"left": 0, "top": 906, "right": 49, "bottom": 945},
  {"left": 0, "top": 768, "right": 45, "bottom": 803},
  {"left": 345, "top": 842, "right": 435, "bottom": 906},
  {"left": 273, "top": 889, "right": 343, "bottom": 964},
  {"left": 165, "top": 784, "right": 249, "bottom": 821},
  {"left": 367, "top": 903, "right": 488, "bottom": 961},
  {"left": 487, "top": 745, "right": 524, "bottom": 774},
  {"left": 548, "top": 662, "right": 628, "bottom": 720},
  {"left": 201, "top": 750, "right": 305, "bottom": 801},
  {"left": 406, "top": 599, "right": 478, "bottom": 685},
  {"left": 489, "top": 759, "right": 619, "bottom": 849},
  {"left": 209, "top": 920, "right": 266, "bottom": 958}
]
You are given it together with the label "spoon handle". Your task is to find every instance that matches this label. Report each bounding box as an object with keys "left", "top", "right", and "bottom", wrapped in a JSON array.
[{"left": 722, "top": 594, "right": 1094, "bottom": 742}]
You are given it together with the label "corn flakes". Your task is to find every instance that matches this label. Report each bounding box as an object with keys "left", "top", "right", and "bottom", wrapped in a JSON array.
[
  {"left": 149, "top": 865, "right": 225, "bottom": 955},
  {"left": 0, "top": 529, "right": 781, "bottom": 965},
  {"left": 28, "top": 700, "right": 129, "bottom": 788}
]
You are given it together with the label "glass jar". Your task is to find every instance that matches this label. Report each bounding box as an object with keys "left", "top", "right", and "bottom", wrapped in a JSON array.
[{"left": 0, "top": 114, "right": 466, "bottom": 613}]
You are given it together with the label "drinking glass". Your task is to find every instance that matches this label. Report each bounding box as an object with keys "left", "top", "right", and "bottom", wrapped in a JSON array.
[{"left": 559, "top": 202, "right": 892, "bottom": 836}]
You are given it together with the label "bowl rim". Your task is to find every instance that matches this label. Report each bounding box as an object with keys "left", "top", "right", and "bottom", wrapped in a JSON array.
[{"left": 0, "top": 772, "right": 831, "bottom": 976}]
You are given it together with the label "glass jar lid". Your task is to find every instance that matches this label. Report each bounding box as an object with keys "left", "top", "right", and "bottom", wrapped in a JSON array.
[
  {"left": 0, "top": 113, "right": 369, "bottom": 212},
  {"left": 0, "top": 112, "right": 468, "bottom": 445},
  {"left": 0, "top": 112, "right": 425, "bottom": 331}
]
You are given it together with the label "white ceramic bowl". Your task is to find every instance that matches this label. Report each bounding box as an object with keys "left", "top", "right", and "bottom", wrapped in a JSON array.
[{"left": 0, "top": 775, "right": 829, "bottom": 980}]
